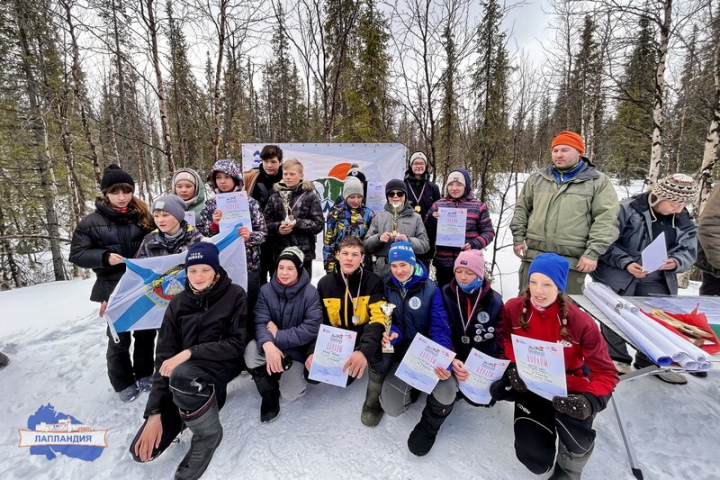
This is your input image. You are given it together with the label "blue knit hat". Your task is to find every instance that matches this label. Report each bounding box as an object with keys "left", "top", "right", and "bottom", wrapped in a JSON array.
[
  {"left": 388, "top": 241, "right": 416, "bottom": 266},
  {"left": 528, "top": 253, "right": 570, "bottom": 293},
  {"left": 185, "top": 242, "right": 220, "bottom": 273}
]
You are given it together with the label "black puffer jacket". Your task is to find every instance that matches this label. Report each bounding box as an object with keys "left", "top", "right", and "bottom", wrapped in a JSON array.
[
  {"left": 264, "top": 180, "right": 324, "bottom": 261},
  {"left": 144, "top": 268, "right": 247, "bottom": 417},
  {"left": 69, "top": 198, "right": 149, "bottom": 302}
]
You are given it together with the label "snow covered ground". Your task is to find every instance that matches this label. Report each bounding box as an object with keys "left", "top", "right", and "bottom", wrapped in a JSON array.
[{"left": 1, "top": 179, "right": 719, "bottom": 479}]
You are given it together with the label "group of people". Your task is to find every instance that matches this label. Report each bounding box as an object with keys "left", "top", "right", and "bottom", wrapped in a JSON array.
[{"left": 63, "top": 132, "right": 709, "bottom": 480}]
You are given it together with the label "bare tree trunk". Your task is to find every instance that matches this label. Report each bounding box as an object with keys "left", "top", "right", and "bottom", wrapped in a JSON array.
[
  {"left": 699, "top": 35, "right": 720, "bottom": 213},
  {"left": 61, "top": 0, "right": 102, "bottom": 186},
  {"left": 141, "top": 0, "right": 176, "bottom": 173},
  {"left": 14, "top": 2, "right": 68, "bottom": 282},
  {"left": 211, "top": 0, "right": 228, "bottom": 162},
  {"left": 648, "top": 0, "right": 672, "bottom": 186}
]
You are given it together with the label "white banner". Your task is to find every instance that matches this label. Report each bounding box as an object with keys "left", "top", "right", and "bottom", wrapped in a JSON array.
[{"left": 241, "top": 143, "right": 407, "bottom": 213}]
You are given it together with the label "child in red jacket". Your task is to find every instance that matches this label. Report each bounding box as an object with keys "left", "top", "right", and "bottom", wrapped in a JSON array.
[{"left": 491, "top": 253, "right": 618, "bottom": 479}]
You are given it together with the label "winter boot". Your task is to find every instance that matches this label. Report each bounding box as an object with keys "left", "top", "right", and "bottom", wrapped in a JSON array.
[
  {"left": 548, "top": 442, "right": 594, "bottom": 480},
  {"left": 407, "top": 395, "right": 454, "bottom": 456},
  {"left": 251, "top": 367, "right": 281, "bottom": 423},
  {"left": 137, "top": 376, "right": 153, "bottom": 392},
  {"left": 118, "top": 383, "right": 140, "bottom": 403},
  {"left": 175, "top": 388, "right": 223, "bottom": 480},
  {"left": 361, "top": 369, "right": 385, "bottom": 427}
]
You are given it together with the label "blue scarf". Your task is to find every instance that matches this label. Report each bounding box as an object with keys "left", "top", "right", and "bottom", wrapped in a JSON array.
[{"left": 457, "top": 276, "right": 482, "bottom": 295}]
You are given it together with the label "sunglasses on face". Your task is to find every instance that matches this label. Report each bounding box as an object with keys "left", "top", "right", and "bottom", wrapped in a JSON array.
[{"left": 388, "top": 191, "right": 405, "bottom": 197}]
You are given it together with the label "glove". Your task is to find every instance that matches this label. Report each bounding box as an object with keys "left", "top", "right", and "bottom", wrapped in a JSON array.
[
  {"left": 489, "top": 378, "right": 513, "bottom": 402},
  {"left": 506, "top": 364, "right": 527, "bottom": 393},
  {"left": 552, "top": 394, "right": 594, "bottom": 420}
]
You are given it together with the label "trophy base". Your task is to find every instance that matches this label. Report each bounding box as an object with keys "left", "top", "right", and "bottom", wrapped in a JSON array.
[{"left": 382, "top": 345, "right": 394, "bottom": 354}]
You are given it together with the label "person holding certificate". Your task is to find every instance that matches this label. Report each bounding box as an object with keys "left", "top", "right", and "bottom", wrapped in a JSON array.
[
  {"left": 245, "top": 247, "right": 322, "bottom": 423},
  {"left": 440, "top": 249, "right": 505, "bottom": 404},
  {"left": 426, "top": 168, "right": 495, "bottom": 287},
  {"left": 379, "top": 242, "right": 455, "bottom": 457},
  {"left": 197, "top": 158, "right": 268, "bottom": 318},
  {"left": 491, "top": 253, "right": 618, "bottom": 479},
  {"left": 314, "top": 236, "right": 390, "bottom": 427},
  {"left": 592, "top": 173, "right": 699, "bottom": 383}
]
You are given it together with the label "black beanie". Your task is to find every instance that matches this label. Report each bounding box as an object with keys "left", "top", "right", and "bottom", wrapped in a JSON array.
[
  {"left": 101, "top": 164, "right": 135, "bottom": 192},
  {"left": 385, "top": 179, "right": 407, "bottom": 197}
]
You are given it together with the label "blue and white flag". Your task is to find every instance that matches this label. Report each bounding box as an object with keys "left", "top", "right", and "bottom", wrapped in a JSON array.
[{"left": 104, "top": 225, "right": 247, "bottom": 336}]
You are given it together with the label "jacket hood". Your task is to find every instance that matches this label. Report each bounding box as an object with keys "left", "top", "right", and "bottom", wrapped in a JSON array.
[
  {"left": 207, "top": 159, "right": 243, "bottom": 192},
  {"left": 270, "top": 268, "right": 311, "bottom": 299},
  {"left": 184, "top": 267, "right": 231, "bottom": 304},
  {"left": 445, "top": 168, "right": 474, "bottom": 200},
  {"left": 384, "top": 200, "right": 415, "bottom": 216},
  {"left": 273, "top": 179, "right": 315, "bottom": 193},
  {"left": 172, "top": 167, "right": 206, "bottom": 207},
  {"left": 542, "top": 157, "right": 599, "bottom": 182},
  {"left": 386, "top": 260, "right": 428, "bottom": 291},
  {"left": 404, "top": 168, "right": 430, "bottom": 183}
]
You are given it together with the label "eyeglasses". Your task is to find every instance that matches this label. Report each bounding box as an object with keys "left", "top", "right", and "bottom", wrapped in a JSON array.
[{"left": 388, "top": 191, "right": 405, "bottom": 198}]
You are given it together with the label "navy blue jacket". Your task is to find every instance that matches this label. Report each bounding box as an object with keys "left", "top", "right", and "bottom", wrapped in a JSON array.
[
  {"left": 441, "top": 280, "right": 504, "bottom": 361},
  {"left": 254, "top": 269, "right": 323, "bottom": 362},
  {"left": 383, "top": 262, "right": 453, "bottom": 359}
]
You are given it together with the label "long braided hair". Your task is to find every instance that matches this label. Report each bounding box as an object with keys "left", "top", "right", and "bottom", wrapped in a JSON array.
[{"left": 518, "top": 287, "right": 574, "bottom": 343}]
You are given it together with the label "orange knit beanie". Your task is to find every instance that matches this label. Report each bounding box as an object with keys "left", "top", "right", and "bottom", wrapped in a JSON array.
[{"left": 551, "top": 131, "right": 585, "bottom": 155}]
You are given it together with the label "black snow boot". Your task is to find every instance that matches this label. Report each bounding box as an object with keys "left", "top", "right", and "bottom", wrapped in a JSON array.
[
  {"left": 361, "top": 369, "right": 385, "bottom": 427},
  {"left": 548, "top": 442, "right": 594, "bottom": 480},
  {"left": 251, "top": 366, "right": 281, "bottom": 423},
  {"left": 407, "top": 394, "right": 454, "bottom": 456},
  {"left": 174, "top": 388, "right": 223, "bottom": 480}
]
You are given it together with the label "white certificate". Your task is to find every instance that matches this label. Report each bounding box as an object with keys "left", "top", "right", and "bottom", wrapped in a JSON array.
[
  {"left": 511, "top": 334, "right": 567, "bottom": 401},
  {"left": 308, "top": 325, "right": 357, "bottom": 387},
  {"left": 365, "top": 181, "right": 386, "bottom": 214},
  {"left": 395, "top": 333, "right": 456, "bottom": 394},
  {"left": 184, "top": 211, "right": 196, "bottom": 226},
  {"left": 457, "top": 349, "right": 510, "bottom": 405},
  {"left": 216, "top": 191, "right": 252, "bottom": 234},
  {"left": 436, "top": 207, "right": 467, "bottom": 248},
  {"left": 641, "top": 232, "right": 667, "bottom": 273}
]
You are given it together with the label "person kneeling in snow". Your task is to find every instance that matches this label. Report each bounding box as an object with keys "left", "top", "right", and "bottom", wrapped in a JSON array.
[
  {"left": 244, "top": 247, "right": 322, "bottom": 423},
  {"left": 491, "top": 253, "right": 618, "bottom": 479},
  {"left": 130, "top": 242, "right": 246, "bottom": 480},
  {"left": 379, "top": 241, "right": 455, "bottom": 457},
  {"left": 440, "top": 249, "right": 504, "bottom": 406}
]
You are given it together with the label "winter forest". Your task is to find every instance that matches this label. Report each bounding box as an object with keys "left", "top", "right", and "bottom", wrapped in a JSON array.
[{"left": 1, "top": 0, "right": 719, "bottom": 289}]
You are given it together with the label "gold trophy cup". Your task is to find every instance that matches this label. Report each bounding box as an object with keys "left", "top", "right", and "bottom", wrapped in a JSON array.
[
  {"left": 390, "top": 201, "right": 402, "bottom": 238},
  {"left": 380, "top": 302, "right": 396, "bottom": 354}
]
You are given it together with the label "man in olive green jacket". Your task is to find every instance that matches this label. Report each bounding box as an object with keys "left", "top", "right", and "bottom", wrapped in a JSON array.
[{"left": 510, "top": 131, "right": 620, "bottom": 294}]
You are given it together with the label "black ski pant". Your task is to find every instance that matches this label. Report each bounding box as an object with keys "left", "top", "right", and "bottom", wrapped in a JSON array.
[
  {"left": 513, "top": 391, "right": 596, "bottom": 475},
  {"left": 106, "top": 327, "right": 157, "bottom": 392},
  {"left": 129, "top": 359, "right": 242, "bottom": 462}
]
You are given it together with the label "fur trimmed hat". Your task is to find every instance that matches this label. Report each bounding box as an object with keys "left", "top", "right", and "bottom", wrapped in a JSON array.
[{"left": 651, "top": 174, "right": 698, "bottom": 204}]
